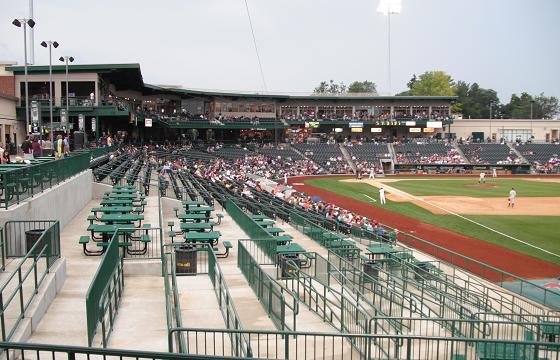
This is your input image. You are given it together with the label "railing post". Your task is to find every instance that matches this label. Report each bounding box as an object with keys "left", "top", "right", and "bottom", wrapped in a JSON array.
[
  {"left": 284, "top": 333, "right": 290, "bottom": 360},
  {"left": 0, "top": 293, "right": 6, "bottom": 341}
]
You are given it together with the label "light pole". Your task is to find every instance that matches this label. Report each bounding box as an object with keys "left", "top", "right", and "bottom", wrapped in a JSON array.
[
  {"left": 377, "top": 0, "right": 402, "bottom": 95},
  {"left": 59, "top": 56, "right": 74, "bottom": 133},
  {"left": 530, "top": 99, "right": 534, "bottom": 141},
  {"left": 489, "top": 101, "right": 493, "bottom": 142},
  {"left": 12, "top": 18, "right": 36, "bottom": 135},
  {"left": 40, "top": 40, "right": 59, "bottom": 142}
]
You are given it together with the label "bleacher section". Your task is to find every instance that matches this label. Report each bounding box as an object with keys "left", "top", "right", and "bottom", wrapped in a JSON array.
[
  {"left": 460, "top": 143, "right": 526, "bottom": 165},
  {"left": 258, "top": 147, "right": 305, "bottom": 161},
  {"left": 394, "top": 142, "right": 466, "bottom": 164},
  {"left": 516, "top": 143, "right": 560, "bottom": 173},
  {"left": 291, "top": 143, "right": 350, "bottom": 173}
]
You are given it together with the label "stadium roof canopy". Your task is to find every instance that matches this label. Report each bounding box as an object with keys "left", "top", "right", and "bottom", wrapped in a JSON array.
[{"left": 7, "top": 63, "right": 457, "bottom": 101}]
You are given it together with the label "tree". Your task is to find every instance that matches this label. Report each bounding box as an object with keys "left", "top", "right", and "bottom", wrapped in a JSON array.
[
  {"left": 313, "top": 80, "right": 347, "bottom": 94},
  {"left": 454, "top": 81, "right": 500, "bottom": 118},
  {"left": 396, "top": 74, "right": 417, "bottom": 96},
  {"left": 501, "top": 92, "right": 559, "bottom": 119},
  {"left": 347, "top": 80, "right": 377, "bottom": 94},
  {"left": 411, "top": 71, "right": 456, "bottom": 96}
]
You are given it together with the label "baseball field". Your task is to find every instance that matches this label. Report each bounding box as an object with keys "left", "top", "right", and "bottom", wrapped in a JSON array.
[{"left": 299, "top": 177, "right": 560, "bottom": 266}]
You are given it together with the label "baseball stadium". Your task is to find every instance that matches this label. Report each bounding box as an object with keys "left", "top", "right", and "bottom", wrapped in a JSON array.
[{"left": 1, "top": 0, "right": 560, "bottom": 359}]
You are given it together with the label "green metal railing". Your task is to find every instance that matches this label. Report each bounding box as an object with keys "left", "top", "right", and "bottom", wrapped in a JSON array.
[
  {"left": 163, "top": 249, "right": 186, "bottom": 353},
  {"left": 85, "top": 230, "right": 125, "bottom": 347},
  {"left": 0, "top": 151, "right": 90, "bottom": 209},
  {"left": 0, "top": 221, "right": 60, "bottom": 342},
  {"left": 237, "top": 241, "right": 298, "bottom": 332},
  {"left": 207, "top": 245, "right": 252, "bottom": 358},
  {"left": 0, "top": 341, "right": 252, "bottom": 360},
  {"left": 170, "top": 327, "right": 560, "bottom": 360},
  {"left": 0, "top": 226, "right": 4, "bottom": 271},
  {"left": 90, "top": 145, "right": 118, "bottom": 159}
]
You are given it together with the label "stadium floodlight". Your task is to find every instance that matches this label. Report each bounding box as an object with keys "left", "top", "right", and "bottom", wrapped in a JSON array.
[
  {"left": 12, "top": 18, "right": 36, "bottom": 134},
  {"left": 59, "top": 56, "right": 75, "bottom": 133},
  {"left": 377, "top": 0, "right": 402, "bottom": 97},
  {"left": 41, "top": 40, "right": 60, "bottom": 142}
]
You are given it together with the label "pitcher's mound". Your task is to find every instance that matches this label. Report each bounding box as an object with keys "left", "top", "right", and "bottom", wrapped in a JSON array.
[{"left": 464, "top": 184, "right": 497, "bottom": 188}]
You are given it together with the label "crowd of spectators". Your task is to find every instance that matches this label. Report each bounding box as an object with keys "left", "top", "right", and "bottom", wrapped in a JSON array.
[{"left": 395, "top": 148, "right": 465, "bottom": 164}]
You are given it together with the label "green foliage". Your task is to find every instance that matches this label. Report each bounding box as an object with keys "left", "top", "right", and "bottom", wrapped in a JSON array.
[
  {"left": 411, "top": 71, "right": 457, "bottom": 96},
  {"left": 454, "top": 81, "right": 500, "bottom": 119},
  {"left": 501, "top": 92, "right": 560, "bottom": 119},
  {"left": 347, "top": 80, "right": 377, "bottom": 94},
  {"left": 314, "top": 80, "right": 347, "bottom": 94}
]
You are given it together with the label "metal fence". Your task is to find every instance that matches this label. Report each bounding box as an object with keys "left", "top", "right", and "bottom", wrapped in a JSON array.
[
  {"left": 0, "top": 341, "right": 253, "bottom": 360},
  {"left": 0, "top": 226, "right": 4, "bottom": 271},
  {"left": 0, "top": 221, "right": 60, "bottom": 342},
  {"left": 169, "top": 327, "right": 560, "bottom": 360},
  {"left": 85, "top": 230, "right": 125, "bottom": 347},
  {"left": 237, "top": 241, "right": 298, "bottom": 332},
  {"left": 0, "top": 151, "right": 91, "bottom": 209}
]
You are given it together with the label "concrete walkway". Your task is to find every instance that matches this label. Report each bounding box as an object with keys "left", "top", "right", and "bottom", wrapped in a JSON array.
[{"left": 27, "top": 200, "right": 102, "bottom": 346}]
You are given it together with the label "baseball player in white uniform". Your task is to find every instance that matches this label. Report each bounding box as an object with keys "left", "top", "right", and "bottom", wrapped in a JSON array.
[
  {"left": 492, "top": 168, "right": 497, "bottom": 178},
  {"left": 508, "top": 187, "right": 516, "bottom": 208},
  {"left": 379, "top": 187, "right": 386, "bottom": 205},
  {"left": 369, "top": 168, "right": 375, "bottom": 180},
  {"left": 479, "top": 172, "right": 486, "bottom": 184}
]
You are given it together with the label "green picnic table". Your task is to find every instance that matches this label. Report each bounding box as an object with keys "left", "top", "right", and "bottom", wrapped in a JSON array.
[
  {"left": 266, "top": 227, "right": 285, "bottom": 236},
  {"left": 322, "top": 232, "right": 347, "bottom": 241},
  {"left": 180, "top": 222, "right": 215, "bottom": 232},
  {"left": 87, "top": 224, "right": 137, "bottom": 242},
  {"left": 100, "top": 199, "right": 135, "bottom": 206},
  {"left": 367, "top": 244, "right": 398, "bottom": 260},
  {"left": 114, "top": 185, "right": 136, "bottom": 189},
  {"left": 274, "top": 234, "right": 293, "bottom": 245},
  {"left": 110, "top": 188, "right": 138, "bottom": 194},
  {"left": 182, "top": 200, "right": 206, "bottom": 207},
  {"left": 475, "top": 342, "right": 529, "bottom": 360},
  {"left": 541, "top": 321, "right": 560, "bottom": 342},
  {"left": 251, "top": 214, "right": 270, "bottom": 220},
  {"left": 104, "top": 193, "right": 142, "bottom": 200},
  {"left": 186, "top": 206, "right": 214, "bottom": 213},
  {"left": 276, "top": 243, "right": 306, "bottom": 255},
  {"left": 91, "top": 206, "right": 133, "bottom": 215},
  {"left": 255, "top": 219, "right": 275, "bottom": 228},
  {"left": 177, "top": 213, "right": 213, "bottom": 223},
  {"left": 100, "top": 213, "right": 143, "bottom": 225},
  {"left": 390, "top": 251, "right": 414, "bottom": 262},
  {"left": 183, "top": 231, "right": 221, "bottom": 246}
]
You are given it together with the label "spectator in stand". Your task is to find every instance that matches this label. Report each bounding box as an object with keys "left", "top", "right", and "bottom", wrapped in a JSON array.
[
  {"left": 21, "top": 136, "right": 32, "bottom": 160},
  {"left": 32, "top": 136, "right": 42, "bottom": 157}
]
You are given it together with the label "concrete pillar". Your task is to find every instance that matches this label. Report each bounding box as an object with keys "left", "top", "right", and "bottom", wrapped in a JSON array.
[
  {"left": 94, "top": 80, "right": 100, "bottom": 106},
  {"left": 296, "top": 106, "right": 300, "bottom": 117},
  {"left": 409, "top": 106, "right": 413, "bottom": 115},
  {"left": 352, "top": 106, "right": 355, "bottom": 118},
  {"left": 429, "top": 105, "right": 432, "bottom": 118},
  {"left": 390, "top": 105, "right": 394, "bottom": 118},
  {"left": 54, "top": 80, "right": 62, "bottom": 107},
  {"left": 315, "top": 105, "right": 318, "bottom": 119}
]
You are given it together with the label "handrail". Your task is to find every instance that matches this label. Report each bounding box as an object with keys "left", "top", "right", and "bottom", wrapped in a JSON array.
[
  {"left": 0, "top": 341, "right": 252, "bottom": 360},
  {"left": 85, "top": 229, "right": 124, "bottom": 347},
  {"left": 1, "top": 151, "right": 91, "bottom": 209},
  {"left": 237, "top": 240, "right": 299, "bottom": 332},
  {"left": 0, "top": 221, "right": 60, "bottom": 342},
  {"left": 169, "top": 327, "right": 560, "bottom": 360},
  {"left": 206, "top": 244, "right": 252, "bottom": 357},
  {"left": 380, "top": 222, "right": 560, "bottom": 311}
]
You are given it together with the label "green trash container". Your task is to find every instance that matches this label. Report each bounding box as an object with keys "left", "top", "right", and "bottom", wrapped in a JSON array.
[{"left": 25, "top": 229, "right": 46, "bottom": 255}]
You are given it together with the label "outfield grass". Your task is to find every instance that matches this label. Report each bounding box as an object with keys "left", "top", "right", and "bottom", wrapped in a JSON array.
[
  {"left": 387, "top": 178, "right": 560, "bottom": 197},
  {"left": 305, "top": 177, "right": 560, "bottom": 265}
]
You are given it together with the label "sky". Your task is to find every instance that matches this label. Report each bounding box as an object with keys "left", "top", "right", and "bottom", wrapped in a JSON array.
[{"left": 1, "top": 0, "right": 559, "bottom": 102}]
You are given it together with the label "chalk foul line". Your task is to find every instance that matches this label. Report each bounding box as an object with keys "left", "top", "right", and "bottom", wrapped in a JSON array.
[{"left": 381, "top": 184, "right": 560, "bottom": 259}]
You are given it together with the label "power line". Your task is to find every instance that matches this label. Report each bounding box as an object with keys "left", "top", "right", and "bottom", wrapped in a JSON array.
[{"left": 243, "top": 0, "right": 268, "bottom": 93}]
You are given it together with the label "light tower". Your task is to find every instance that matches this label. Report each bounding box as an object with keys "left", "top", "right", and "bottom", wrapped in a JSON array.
[{"left": 377, "top": 0, "right": 402, "bottom": 95}]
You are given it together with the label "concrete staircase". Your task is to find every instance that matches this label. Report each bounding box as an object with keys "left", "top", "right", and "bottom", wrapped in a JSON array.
[
  {"left": 388, "top": 143, "right": 397, "bottom": 163},
  {"left": 451, "top": 143, "right": 469, "bottom": 164},
  {"left": 506, "top": 142, "right": 529, "bottom": 164},
  {"left": 339, "top": 144, "right": 357, "bottom": 173}
]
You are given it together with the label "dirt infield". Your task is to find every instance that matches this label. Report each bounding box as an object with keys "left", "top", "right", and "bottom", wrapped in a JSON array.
[
  {"left": 341, "top": 179, "right": 560, "bottom": 216},
  {"left": 289, "top": 175, "right": 560, "bottom": 280}
]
